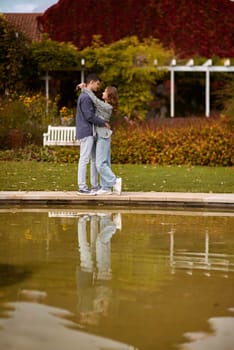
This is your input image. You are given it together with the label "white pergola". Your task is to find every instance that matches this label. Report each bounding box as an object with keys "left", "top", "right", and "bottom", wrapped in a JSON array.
[{"left": 155, "top": 59, "right": 234, "bottom": 117}]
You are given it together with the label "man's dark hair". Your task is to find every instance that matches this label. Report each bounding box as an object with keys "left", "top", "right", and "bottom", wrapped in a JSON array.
[{"left": 86, "top": 73, "right": 101, "bottom": 84}]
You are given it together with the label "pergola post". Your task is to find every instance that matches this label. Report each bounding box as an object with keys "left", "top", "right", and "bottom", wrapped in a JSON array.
[
  {"left": 41, "top": 71, "right": 51, "bottom": 115},
  {"left": 81, "top": 58, "right": 85, "bottom": 83},
  {"left": 170, "top": 59, "right": 176, "bottom": 118},
  {"left": 205, "top": 69, "right": 210, "bottom": 117},
  {"left": 203, "top": 59, "right": 212, "bottom": 118},
  {"left": 45, "top": 71, "right": 50, "bottom": 114},
  {"left": 155, "top": 58, "right": 234, "bottom": 118},
  {"left": 170, "top": 69, "right": 175, "bottom": 117}
]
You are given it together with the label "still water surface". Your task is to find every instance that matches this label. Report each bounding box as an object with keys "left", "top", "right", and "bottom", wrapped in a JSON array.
[{"left": 0, "top": 207, "right": 233, "bottom": 350}]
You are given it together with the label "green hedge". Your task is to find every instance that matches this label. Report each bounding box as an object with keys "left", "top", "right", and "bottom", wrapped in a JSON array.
[{"left": 0, "top": 119, "right": 233, "bottom": 166}]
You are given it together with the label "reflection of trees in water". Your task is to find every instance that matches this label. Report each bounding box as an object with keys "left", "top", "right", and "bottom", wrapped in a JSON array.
[
  {"left": 0, "top": 209, "right": 233, "bottom": 350},
  {"left": 0, "top": 264, "right": 31, "bottom": 287},
  {"left": 0, "top": 211, "right": 61, "bottom": 244}
]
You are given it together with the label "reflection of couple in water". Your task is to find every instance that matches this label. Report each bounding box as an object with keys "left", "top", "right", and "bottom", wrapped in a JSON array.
[{"left": 76, "top": 212, "right": 121, "bottom": 325}]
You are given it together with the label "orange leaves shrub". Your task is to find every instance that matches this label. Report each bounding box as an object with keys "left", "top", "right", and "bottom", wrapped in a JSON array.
[
  {"left": 111, "top": 119, "right": 233, "bottom": 166},
  {"left": 1, "top": 118, "right": 231, "bottom": 166}
]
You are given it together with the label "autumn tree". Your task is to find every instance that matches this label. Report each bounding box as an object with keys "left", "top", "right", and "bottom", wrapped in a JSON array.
[{"left": 38, "top": 0, "right": 234, "bottom": 58}]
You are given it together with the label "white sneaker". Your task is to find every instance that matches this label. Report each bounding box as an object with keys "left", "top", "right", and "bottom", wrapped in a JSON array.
[
  {"left": 96, "top": 189, "right": 113, "bottom": 195},
  {"left": 113, "top": 177, "right": 122, "bottom": 195}
]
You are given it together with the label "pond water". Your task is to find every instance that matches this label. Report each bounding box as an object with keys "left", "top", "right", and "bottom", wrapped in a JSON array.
[{"left": 0, "top": 207, "right": 233, "bottom": 350}]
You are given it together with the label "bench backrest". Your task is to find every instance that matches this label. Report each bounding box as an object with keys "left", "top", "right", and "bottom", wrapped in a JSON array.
[{"left": 43, "top": 126, "right": 80, "bottom": 146}]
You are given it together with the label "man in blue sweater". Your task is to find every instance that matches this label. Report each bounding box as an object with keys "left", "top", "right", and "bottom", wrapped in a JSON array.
[{"left": 76, "top": 73, "right": 110, "bottom": 194}]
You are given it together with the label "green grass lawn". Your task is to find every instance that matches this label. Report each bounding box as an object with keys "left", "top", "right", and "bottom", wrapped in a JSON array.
[{"left": 0, "top": 161, "right": 233, "bottom": 193}]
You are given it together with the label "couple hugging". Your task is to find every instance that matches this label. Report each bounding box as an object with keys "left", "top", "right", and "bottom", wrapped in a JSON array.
[{"left": 76, "top": 73, "right": 122, "bottom": 195}]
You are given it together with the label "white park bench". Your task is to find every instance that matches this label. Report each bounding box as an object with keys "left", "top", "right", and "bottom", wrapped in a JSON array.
[{"left": 43, "top": 125, "right": 80, "bottom": 146}]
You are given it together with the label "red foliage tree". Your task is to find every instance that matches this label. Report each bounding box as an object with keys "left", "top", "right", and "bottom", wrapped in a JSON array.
[{"left": 37, "top": 0, "right": 234, "bottom": 58}]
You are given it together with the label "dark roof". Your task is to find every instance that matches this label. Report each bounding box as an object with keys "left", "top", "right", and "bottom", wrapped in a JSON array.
[{"left": 3, "top": 13, "right": 43, "bottom": 41}]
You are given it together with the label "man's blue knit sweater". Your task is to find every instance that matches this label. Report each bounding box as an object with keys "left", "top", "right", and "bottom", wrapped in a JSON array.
[{"left": 76, "top": 91, "right": 106, "bottom": 140}]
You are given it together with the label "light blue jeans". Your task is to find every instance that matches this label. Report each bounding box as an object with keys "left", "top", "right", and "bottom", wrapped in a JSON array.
[
  {"left": 78, "top": 136, "right": 98, "bottom": 190},
  {"left": 96, "top": 136, "right": 116, "bottom": 190}
]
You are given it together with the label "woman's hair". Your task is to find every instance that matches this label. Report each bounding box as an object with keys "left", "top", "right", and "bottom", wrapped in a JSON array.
[{"left": 106, "top": 86, "right": 118, "bottom": 114}]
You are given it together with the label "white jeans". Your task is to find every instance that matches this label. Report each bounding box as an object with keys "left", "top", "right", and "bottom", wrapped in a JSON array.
[{"left": 78, "top": 136, "right": 98, "bottom": 190}]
